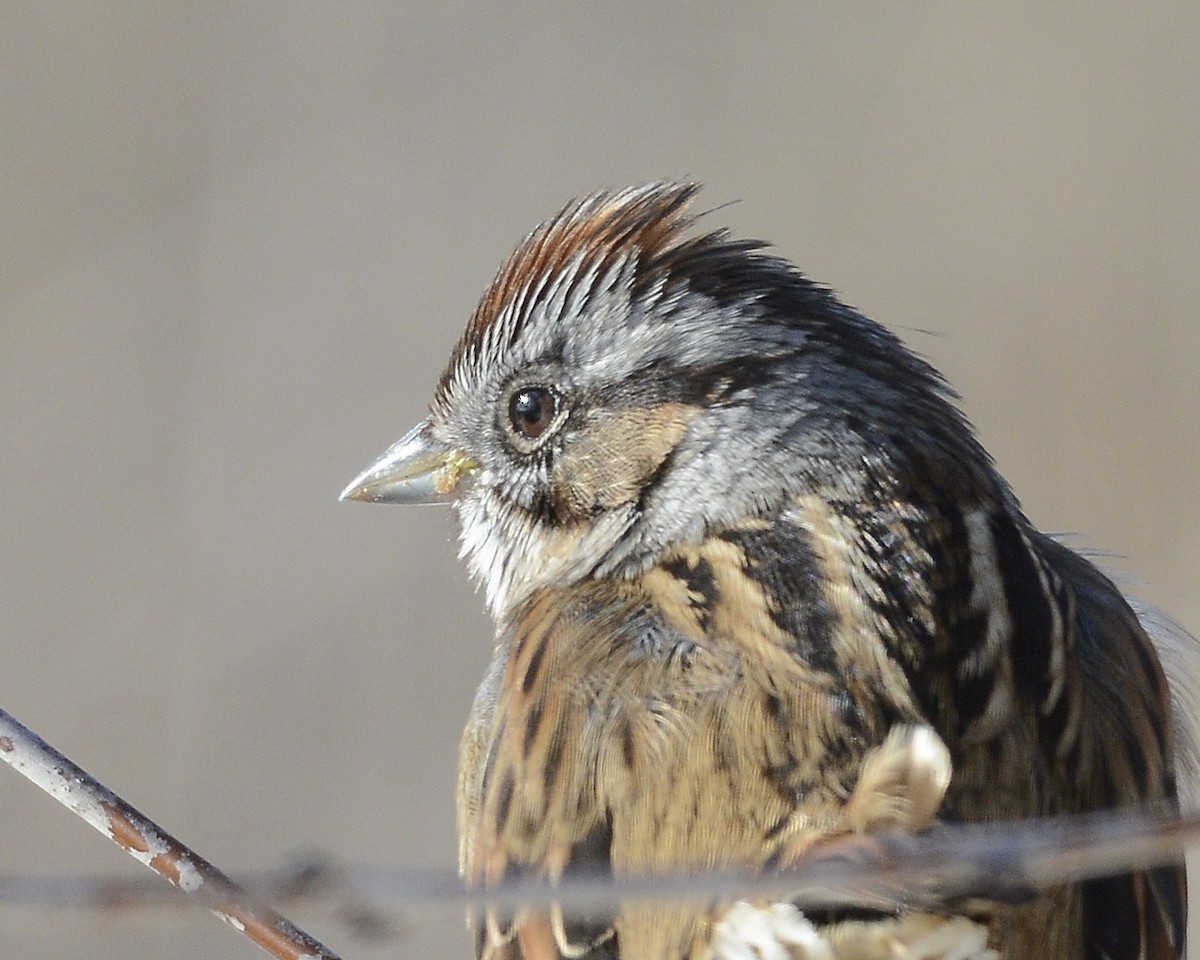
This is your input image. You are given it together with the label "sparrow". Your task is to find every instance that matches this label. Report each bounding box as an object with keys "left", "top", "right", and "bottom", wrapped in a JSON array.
[{"left": 340, "top": 183, "right": 1186, "bottom": 959}]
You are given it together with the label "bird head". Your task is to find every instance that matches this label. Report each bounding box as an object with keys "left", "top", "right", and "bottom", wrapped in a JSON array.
[{"left": 341, "top": 182, "right": 989, "bottom": 621}]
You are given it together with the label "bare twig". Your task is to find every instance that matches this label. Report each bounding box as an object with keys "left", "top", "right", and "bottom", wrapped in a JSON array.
[
  {"left": 2, "top": 702, "right": 1196, "bottom": 952},
  {"left": 0, "top": 806, "right": 1196, "bottom": 931},
  {"left": 0, "top": 707, "right": 342, "bottom": 960}
]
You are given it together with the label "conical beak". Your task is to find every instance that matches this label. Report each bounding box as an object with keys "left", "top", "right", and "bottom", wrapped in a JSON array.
[{"left": 339, "top": 418, "right": 477, "bottom": 504}]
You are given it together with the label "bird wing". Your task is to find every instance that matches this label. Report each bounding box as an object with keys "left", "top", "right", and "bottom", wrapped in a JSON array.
[{"left": 1036, "top": 535, "right": 1187, "bottom": 960}]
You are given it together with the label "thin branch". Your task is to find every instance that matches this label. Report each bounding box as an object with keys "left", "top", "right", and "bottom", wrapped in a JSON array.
[
  {"left": 2, "top": 702, "right": 1197, "bottom": 951},
  {"left": 364, "top": 805, "right": 1200, "bottom": 916},
  {"left": 0, "top": 808, "right": 1196, "bottom": 925},
  {"left": 0, "top": 706, "right": 342, "bottom": 960}
]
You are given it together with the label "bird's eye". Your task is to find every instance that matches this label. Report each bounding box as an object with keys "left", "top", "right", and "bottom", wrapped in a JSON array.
[{"left": 508, "top": 387, "right": 560, "bottom": 442}]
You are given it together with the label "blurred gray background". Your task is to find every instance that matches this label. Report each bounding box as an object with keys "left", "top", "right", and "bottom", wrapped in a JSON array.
[{"left": 2, "top": 4, "right": 1197, "bottom": 958}]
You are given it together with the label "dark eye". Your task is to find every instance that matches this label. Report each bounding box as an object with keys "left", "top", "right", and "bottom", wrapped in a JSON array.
[{"left": 508, "top": 387, "right": 559, "bottom": 442}]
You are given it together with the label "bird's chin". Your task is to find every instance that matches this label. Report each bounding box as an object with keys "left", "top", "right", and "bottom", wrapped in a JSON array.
[
  {"left": 455, "top": 490, "right": 640, "bottom": 623},
  {"left": 454, "top": 493, "right": 517, "bottom": 620}
]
